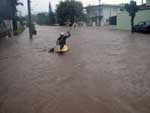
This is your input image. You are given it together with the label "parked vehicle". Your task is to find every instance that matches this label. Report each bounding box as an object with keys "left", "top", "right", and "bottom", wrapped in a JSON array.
[{"left": 134, "top": 21, "right": 150, "bottom": 33}]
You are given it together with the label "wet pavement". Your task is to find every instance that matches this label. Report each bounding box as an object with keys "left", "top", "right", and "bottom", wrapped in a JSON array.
[{"left": 0, "top": 26, "right": 150, "bottom": 113}]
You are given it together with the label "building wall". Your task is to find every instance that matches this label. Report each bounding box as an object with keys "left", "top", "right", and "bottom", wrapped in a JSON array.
[
  {"left": 101, "top": 6, "right": 121, "bottom": 26},
  {"left": 117, "top": 10, "right": 150, "bottom": 30},
  {"left": 87, "top": 7, "right": 99, "bottom": 18},
  {"left": 86, "top": 6, "right": 102, "bottom": 26},
  {"left": 147, "top": 0, "right": 150, "bottom": 5},
  {"left": 86, "top": 5, "right": 123, "bottom": 26}
]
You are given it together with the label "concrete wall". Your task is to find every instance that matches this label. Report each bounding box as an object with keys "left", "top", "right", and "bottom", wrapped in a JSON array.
[
  {"left": 117, "top": 10, "right": 150, "bottom": 30},
  {"left": 147, "top": 0, "right": 150, "bottom": 5},
  {"left": 86, "top": 6, "right": 102, "bottom": 26},
  {"left": 87, "top": 7, "right": 100, "bottom": 18},
  {"left": 101, "top": 6, "right": 121, "bottom": 26}
]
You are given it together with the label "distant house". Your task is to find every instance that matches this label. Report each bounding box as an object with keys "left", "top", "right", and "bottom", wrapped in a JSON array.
[
  {"left": 117, "top": 0, "right": 150, "bottom": 30},
  {"left": 86, "top": 4, "right": 124, "bottom": 26}
]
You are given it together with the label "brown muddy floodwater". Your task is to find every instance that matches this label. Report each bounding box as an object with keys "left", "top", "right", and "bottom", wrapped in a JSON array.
[{"left": 0, "top": 26, "right": 150, "bottom": 113}]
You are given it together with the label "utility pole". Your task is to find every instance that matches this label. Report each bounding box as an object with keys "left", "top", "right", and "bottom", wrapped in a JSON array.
[
  {"left": 27, "top": 0, "right": 32, "bottom": 38},
  {"left": 98, "top": 0, "right": 101, "bottom": 26},
  {"left": 142, "top": 0, "right": 144, "bottom": 5}
]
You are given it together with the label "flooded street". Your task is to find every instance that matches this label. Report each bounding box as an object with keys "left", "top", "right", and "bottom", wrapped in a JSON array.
[{"left": 0, "top": 26, "right": 150, "bottom": 113}]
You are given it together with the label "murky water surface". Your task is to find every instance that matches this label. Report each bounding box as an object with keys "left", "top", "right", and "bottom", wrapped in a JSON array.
[{"left": 0, "top": 26, "right": 150, "bottom": 113}]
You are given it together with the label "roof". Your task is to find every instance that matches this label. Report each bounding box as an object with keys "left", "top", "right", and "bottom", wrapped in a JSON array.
[{"left": 85, "top": 4, "right": 124, "bottom": 9}]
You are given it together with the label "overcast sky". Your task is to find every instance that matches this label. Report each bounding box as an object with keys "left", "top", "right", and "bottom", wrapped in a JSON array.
[{"left": 18, "top": 0, "right": 145, "bottom": 16}]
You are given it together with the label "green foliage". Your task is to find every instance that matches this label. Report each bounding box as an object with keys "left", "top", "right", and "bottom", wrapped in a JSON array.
[
  {"left": 56, "top": 0, "right": 84, "bottom": 25},
  {"left": 16, "top": 27, "right": 25, "bottom": 34},
  {"left": 125, "top": 1, "right": 139, "bottom": 32},
  {"left": 36, "top": 13, "right": 49, "bottom": 25},
  {"left": 49, "top": 12, "right": 56, "bottom": 25}
]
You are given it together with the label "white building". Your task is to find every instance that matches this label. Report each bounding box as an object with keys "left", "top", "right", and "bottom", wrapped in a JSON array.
[{"left": 86, "top": 4, "right": 124, "bottom": 26}]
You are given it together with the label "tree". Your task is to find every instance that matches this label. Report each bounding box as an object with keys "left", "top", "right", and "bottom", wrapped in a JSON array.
[
  {"left": 35, "top": 3, "right": 56, "bottom": 26},
  {"left": 36, "top": 13, "right": 49, "bottom": 25},
  {"left": 125, "top": 1, "right": 139, "bottom": 32},
  {"left": 56, "top": 0, "right": 84, "bottom": 25},
  {"left": 49, "top": 12, "right": 56, "bottom": 25},
  {"left": 49, "top": 2, "right": 56, "bottom": 25}
]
